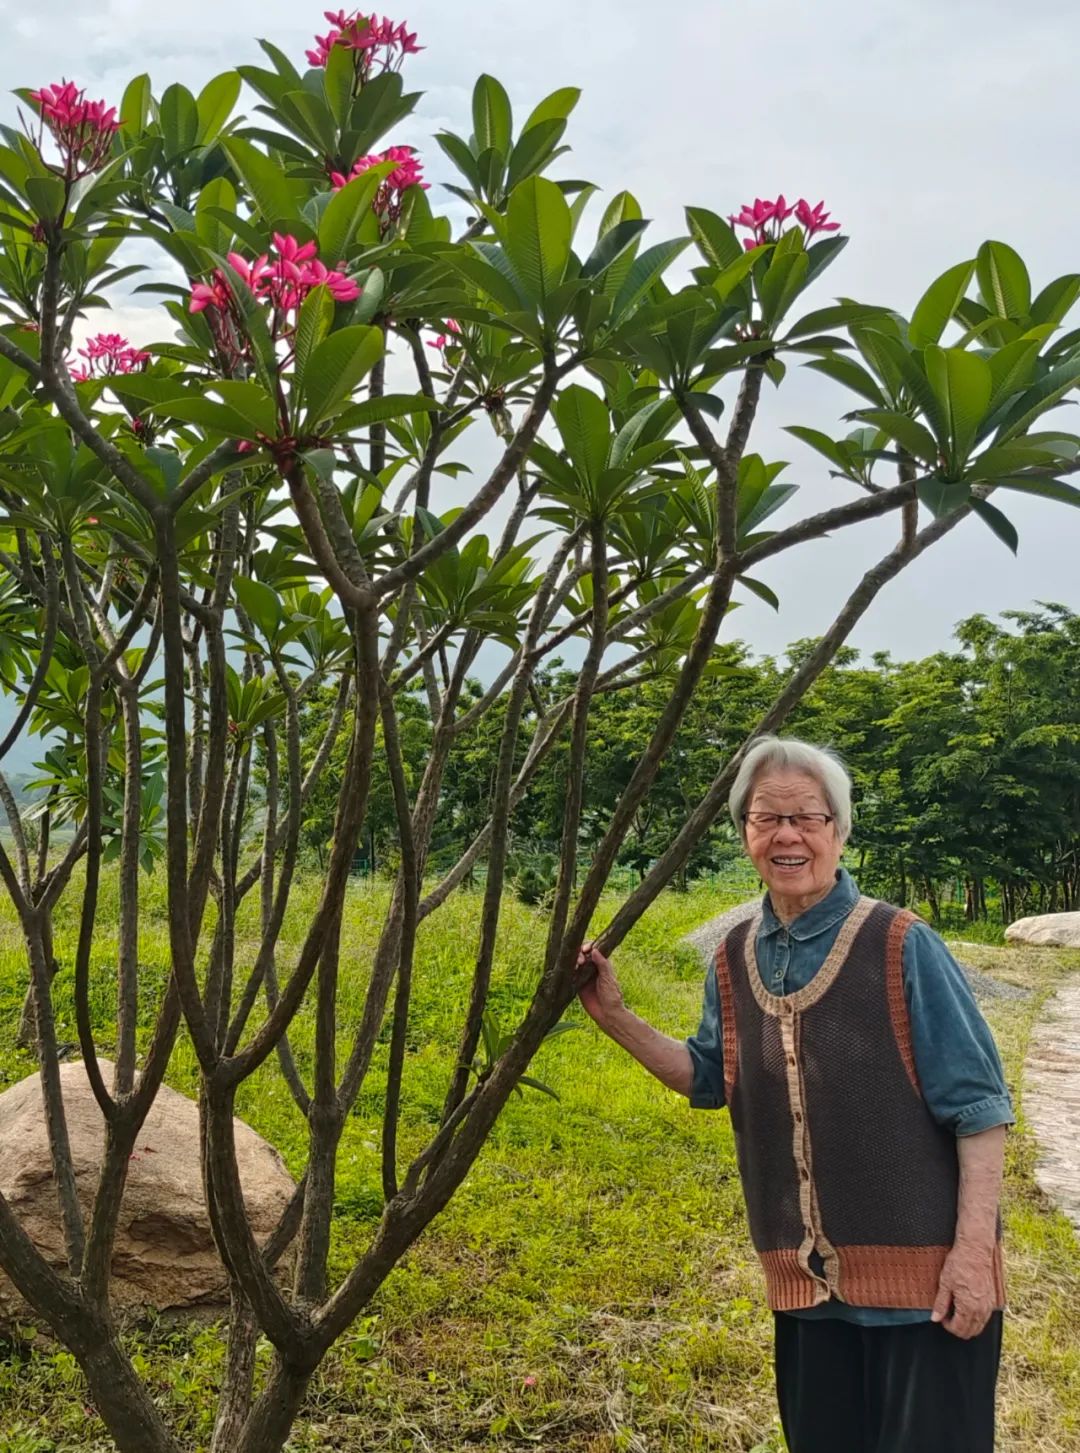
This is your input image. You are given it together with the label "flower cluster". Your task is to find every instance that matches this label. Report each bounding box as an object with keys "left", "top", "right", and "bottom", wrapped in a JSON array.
[
  {"left": 426, "top": 318, "right": 461, "bottom": 351},
  {"left": 28, "top": 81, "right": 119, "bottom": 181},
  {"left": 330, "top": 144, "right": 427, "bottom": 231},
  {"left": 68, "top": 332, "right": 150, "bottom": 383},
  {"left": 305, "top": 11, "right": 421, "bottom": 75},
  {"left": 189, "top": 233, "right": 360, "bottom": 372},
  {"left": 729, "top": 195, "right": 841, "bottom": 250}
]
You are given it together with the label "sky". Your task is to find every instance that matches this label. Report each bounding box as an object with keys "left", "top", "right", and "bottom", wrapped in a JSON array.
[{"left": 0, "top": 0, "right": 1078, "bottom": 688}]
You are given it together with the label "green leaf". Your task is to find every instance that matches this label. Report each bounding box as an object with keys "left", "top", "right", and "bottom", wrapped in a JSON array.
[
  {"left": 710, "top": 249, "right": 760, "bottom": 304},
  {"left": 222, "top": 135, "right": 301, "bottom": 228},
  {"left": 580, "top": 218, "right": 649, "bottom": 280},
  {"left": 103, "top": 375, "right": 194, "bottom": 408},
  {"left": 1030, "top": 274, "right": 1080, "bottom": 330},
  {"left": 451, "top": 247, "right": 527, "bottom": 312},
  {"left": 917, "top": 476, "right": 971, "bottom": 516},
  {"left": 804, "top": 354, "right": 887, "bottom": 408},
  {"left": 523, "top": 87, "right": 581, "bottom": 131},
  {"left": 758, "top": 249, "right": 809, "bottom": 329},
  {"left": 165, "top": 397, "right": 258, "bottom": 438},
  {"left": 784, "top": 426, "right": 856, "bottom": 475},
  {"left": 969, "top": 496, "right": 1018, "bottom": 553},
  {"left": 196, "top": 71, "right": 241, "bottom": 144},
  {"left": 738, "top": 575, "right": 780, "bottom": 610},
  {"left": 209, "top": 381, "right": 279, "bottom": 437},
  {"left": 318, "top": 166, "right": 385, "bottom": 262},
  {"left": 685, "top": 207, "right": 743, "bottom": 270},
  {"left": 600, "top": 191, "right": 642, "bottom": 237},
  {"left": 504, "top": 176, "right": 572, "bottom": 308},
  {"left": 120, "top": 74, "right": 151, "bottom": 135},
  {"left": 555, "top": 385, "right": 611, "bottom": 494},
  {"left": 967, "top": 442, "right": 1061, "bottom": 480},
  {"left": 294, "top": 285, "right": 335, "bottom": 384},
  {"left": 333, "top": 393, "right": 443, "bottom": 430},
  {"left": 786, "top": 303, "right": 890, "bottom": 341},
  {"left": 323, "top": 42, "right": 355, "bottom": 127},
  {"left": 300, "top": 325, "right": 384, "bottom": 425},
  {"left": 194, "top": 177, "right": 238, "bottom": 253},
  {"left": 992, "top": 361, "right": 1080, "bottom": 444},
  {"left": 924, "top": 346, "right": 993, "bottom": 462},
  {"left": 908, "top": 260, "right": 976, "bottom": 348},
  {"left": 472, "top": 74, "right": 512, "bottom": 157},
  {"left": 234, "top": 575, "right": 283, "bottom": 635},
  {"left": 435, "top": 131, "right": 481, "bottom": 192},
  {"left": 976, "top": 240, "right": 1031, "bottom": 321},
  {"left": 994, "top": 475, "right": 1080, "bottom": 507},
  {"left": 506, "top": 119, "right": 566, "bottom": 190},
  {"left": 25, "top": 176, "right": 65, "bottom": 221},
  {"left": 803, "top": 235, "right": 848, "bottom": 287},
  {"left": 986, "top": 335, "right": 1044, "bottom": 414},
  {"left": 344, "top": 69, "right": 417, "bottom": 155},
  {"left": 610, "top": 238, "right": 689, "bottom": 324},
  {"left": 858, "top": 409, "right": 939, "bottom": 462},
  {"left": 159, "top": 83, "right": 199, "bottom": 159}
]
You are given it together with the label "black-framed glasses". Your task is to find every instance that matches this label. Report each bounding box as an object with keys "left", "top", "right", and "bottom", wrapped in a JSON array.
[{"left": 742, "top": 812, "right": 834, "bottom": 833}]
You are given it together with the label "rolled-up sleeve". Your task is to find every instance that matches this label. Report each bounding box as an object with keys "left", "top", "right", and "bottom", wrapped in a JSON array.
[
  {"left": 686, "top": 960, "right": 726, "bottom": 1109},
  {"left": 903, "top": 923, "right": 1015, "bottom": 1137}
]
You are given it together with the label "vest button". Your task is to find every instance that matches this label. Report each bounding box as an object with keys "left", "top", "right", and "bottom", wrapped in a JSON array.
[
  {"left": 794, "top": 1111, "right": 803, "bottom": 1123},
  {"left": 787, "top": 1054, "right": 796, "bottom": 1066},
  {"left": 801, "top": 1169, "right": 810, "bottom": 1181}
]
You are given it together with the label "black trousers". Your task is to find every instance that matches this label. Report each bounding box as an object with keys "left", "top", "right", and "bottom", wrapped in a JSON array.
[{"left": 773, "top": 1311, "right": 1003, "bottom": 1453}]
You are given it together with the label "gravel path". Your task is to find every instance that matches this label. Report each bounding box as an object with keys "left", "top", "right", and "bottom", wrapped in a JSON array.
[{"left": 1024, "top": 976, "right": 1080, "bottom": 1237}]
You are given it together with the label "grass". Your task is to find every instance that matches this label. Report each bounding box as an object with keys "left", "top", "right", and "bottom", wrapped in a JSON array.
[{"left": 0, "top": 873, "right": 1077, "bottom": 1451}]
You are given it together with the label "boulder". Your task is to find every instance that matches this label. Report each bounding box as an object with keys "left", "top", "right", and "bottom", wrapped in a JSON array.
[
  {"left": 0, "top": 1059, "right": 294, "bottom": 1322},
  {"left": 1005, "top": 912, "right": 1080, "bottom": 948}
]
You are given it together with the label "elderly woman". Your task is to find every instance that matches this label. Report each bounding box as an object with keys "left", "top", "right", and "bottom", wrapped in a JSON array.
[{"left": 578, "top": 735, "right": 1012, "bottom": 1453}]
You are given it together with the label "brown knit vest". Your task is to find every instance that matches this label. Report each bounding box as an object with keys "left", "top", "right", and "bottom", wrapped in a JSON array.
[{"left": 716, "top": 896, "right": 1006, "bottom": 1312}]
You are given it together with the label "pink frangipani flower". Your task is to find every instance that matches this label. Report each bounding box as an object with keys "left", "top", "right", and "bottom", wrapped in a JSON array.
[
  {"left": 305, "top": 11, "right": 421, "bottom": 74},
  {"left": 28, "top": 81, "right": 119, "bottom": 181},
  {"left": 68, "top": 331, "right": 150, "bottom": 380},
  {"left": 426, "top": 318, "right": 462, "bottom": 350},
  {"left": 729, "top": 193, "right": 841, "bottom": 248},
  {"left": 331, "top": 145, "right": 427, "bottom": 233},
  {"left": 188, "top": 233, "right": 360, "bottom": 370},
  {"left": 793, "top": 198, "right": 841, "bottom": 237}
]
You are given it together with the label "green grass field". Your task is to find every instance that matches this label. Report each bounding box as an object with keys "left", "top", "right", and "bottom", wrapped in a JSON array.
[{"left": 0, "top": 874, "right": 1078, "bottom": 1452}]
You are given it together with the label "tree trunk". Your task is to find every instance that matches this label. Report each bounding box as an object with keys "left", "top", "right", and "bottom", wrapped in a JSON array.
[
  {"left": 76, "top": 1324, "right": 183, "bottom": 1453},
  {"left": 233, "top": 1357, "right": 311, "bottom": 1453}
]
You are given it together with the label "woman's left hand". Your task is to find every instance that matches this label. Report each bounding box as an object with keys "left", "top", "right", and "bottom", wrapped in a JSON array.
[{"left": 930, "top": 1238, "right": 997, "bottom": 1339}]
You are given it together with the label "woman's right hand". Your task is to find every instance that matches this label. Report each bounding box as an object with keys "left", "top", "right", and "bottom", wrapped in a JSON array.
[{"left": 576, "top": 942, "right": 625, "bottom": 1029}]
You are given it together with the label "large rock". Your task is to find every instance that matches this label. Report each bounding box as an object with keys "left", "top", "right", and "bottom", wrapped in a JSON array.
[
  {"left": 1005, "top": 912, "right": 1080, "bottom": 948},
  {"left": 0, "top": 1059, "right": 294, "bottom": 1322}
]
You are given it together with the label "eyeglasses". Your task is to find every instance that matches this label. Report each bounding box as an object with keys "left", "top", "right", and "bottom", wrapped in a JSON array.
[{"left": 742, "top": 812, "right": 834, "bottom": 834}]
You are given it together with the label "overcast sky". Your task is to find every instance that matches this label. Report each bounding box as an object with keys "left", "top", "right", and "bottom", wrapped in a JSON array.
[{"left": 1, "top": 0, "right": 1078, "bottom": 673}]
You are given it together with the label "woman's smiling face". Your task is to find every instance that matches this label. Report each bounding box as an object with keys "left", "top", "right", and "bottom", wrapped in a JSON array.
[{"left": 742, "top": 767, "right": 845, "bottom": 920}]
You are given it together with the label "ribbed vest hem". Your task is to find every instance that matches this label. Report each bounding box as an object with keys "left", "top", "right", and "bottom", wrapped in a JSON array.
[{"left": 758, "top": 1243, "right": 1007, "bottom": 1312}]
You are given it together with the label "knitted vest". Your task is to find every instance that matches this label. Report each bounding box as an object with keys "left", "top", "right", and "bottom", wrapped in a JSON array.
[{"left": 716, "top": 896, "right": 1006, "bottom": 1312}]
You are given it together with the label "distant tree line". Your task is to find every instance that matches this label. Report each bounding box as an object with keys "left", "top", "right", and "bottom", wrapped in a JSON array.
[{"left": 291, "top": 602, "right": 1080, "bottom": 925}]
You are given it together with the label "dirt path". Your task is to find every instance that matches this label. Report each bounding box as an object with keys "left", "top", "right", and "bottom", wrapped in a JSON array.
[{"left": 1023, "top": 975, "right": 1080, "bottom": 1237}]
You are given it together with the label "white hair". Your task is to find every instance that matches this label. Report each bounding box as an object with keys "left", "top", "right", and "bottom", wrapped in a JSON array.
[{"left": 728, "top": 735, "right": 853, "bottom": 842}]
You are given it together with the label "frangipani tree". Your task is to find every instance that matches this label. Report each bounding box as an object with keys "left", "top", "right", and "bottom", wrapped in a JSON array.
[{"left": 0, "top": 13, "right": 1078, "bottom": 1451}]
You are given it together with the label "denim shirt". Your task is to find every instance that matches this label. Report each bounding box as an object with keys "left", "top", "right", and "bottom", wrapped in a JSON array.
[{"left": 686, "top": 869, "right": 1014, "bottom": 1325}]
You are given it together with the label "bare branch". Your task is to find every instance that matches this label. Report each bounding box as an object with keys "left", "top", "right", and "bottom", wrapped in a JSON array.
[{"left": 376, "top": 363, "right": 558, "bottom": 598}]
